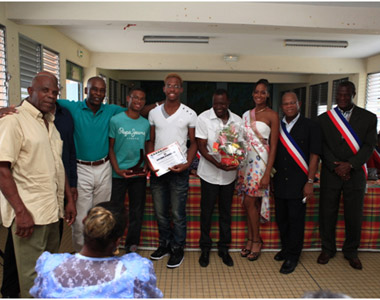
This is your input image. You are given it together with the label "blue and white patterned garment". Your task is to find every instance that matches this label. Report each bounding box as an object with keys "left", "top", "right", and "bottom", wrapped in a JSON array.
[{"left": 30, "top": 252, "right": 163, "bottom": 298}]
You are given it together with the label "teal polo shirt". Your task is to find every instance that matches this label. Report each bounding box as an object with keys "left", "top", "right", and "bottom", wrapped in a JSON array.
[{"left": 57, "top": 99, "right": 126, "bottom": 161}]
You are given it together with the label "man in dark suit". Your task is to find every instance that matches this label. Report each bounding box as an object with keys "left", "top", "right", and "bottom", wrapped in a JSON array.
[
  {"left": 317, "top": 81, "right": 377, "bottom": 270},
  {"left": 273, "top": 92, "right": 321, "bottom": 274}
]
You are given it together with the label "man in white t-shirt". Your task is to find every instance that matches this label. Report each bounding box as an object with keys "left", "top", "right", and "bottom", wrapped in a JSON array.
[
  {"left": 147, "top": 73, "right": 197, "bottom": 269},
  {"left": 196, "top": 89, "right": 242, "bottom": 268}
]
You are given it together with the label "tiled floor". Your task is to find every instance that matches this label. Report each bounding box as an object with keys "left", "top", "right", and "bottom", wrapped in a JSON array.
[
  {"left": 143, "top": 250, "right": 380, "bottom": 298},
  {"left": 1, "top": 224, "right": 380, "bottom": 298}
]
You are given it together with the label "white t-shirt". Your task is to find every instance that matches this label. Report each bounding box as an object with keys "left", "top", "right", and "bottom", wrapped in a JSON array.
[
  {"left": 196, "top": 108, "right": 242, "bottom": 185},
  {"left": 149, "top": 103, "right": 197, "bottom": 156}
]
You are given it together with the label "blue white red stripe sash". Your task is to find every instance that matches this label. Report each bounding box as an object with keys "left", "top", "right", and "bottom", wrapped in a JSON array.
[
  {"left": 327, "top": 107, "right": 368, "bottom": 177},
  {"left": 279, "top": 121, "right": 309, "bottom": 175}
]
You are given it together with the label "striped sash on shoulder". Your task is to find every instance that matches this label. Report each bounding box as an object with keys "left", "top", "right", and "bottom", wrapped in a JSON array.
[
  {"left": 279, "top": 121, "right": 308, "bottom": 175},
  {"left": 327, "top": 107, "right": 368, "bottom": 177}
]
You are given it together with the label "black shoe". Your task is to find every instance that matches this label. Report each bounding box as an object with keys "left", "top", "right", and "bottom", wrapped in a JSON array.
[
  {"left": 344, "top": 256, "right": 363, "bottom": 270},
  {"left": 199, "top": 250, "right": 210, "bottom": 267},
  {"left": 274, "top": 250, "right": 286, "bottom": 261},
  {"left": 280, "top": 259, "right": 298, "bottom": 274},
  {"left": 218, "top": 250, "right": 234, "bottom": 267},
  {"left": 167, "top": 248, "right": 184, "bottom": 268},
  {"left": 317, "top": 251, "right": 334, "bottom": 264},
  {"left": 150, "top": 245, "right": 170, "bottom": 260}
]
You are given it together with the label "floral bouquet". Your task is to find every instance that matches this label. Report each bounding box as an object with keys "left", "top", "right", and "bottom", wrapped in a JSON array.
[{"left": 212, "top": 122, "right": 247, "bottom": 166}]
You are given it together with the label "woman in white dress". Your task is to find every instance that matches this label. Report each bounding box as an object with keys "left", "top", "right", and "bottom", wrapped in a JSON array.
[{"left": 236, "top": 79, "right": 279, "bottom": 261}]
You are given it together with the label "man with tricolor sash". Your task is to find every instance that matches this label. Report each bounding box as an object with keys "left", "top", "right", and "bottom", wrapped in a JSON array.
[
  {"left": 273, "top": 92, "right": 321, "bottom": 274},
  {"left": 317, "top": 81, "right": 377, "bottom": 270}
]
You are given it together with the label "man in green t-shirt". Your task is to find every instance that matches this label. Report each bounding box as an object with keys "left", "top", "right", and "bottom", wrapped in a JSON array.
[{"left": 109, "top": 87, "right": 150, "bottom": 253}]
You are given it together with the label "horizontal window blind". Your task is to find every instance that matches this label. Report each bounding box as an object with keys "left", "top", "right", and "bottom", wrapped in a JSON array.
[
  {"left": 19, "top": 35, "right": 41, "bottom": 99},
  {"left": 109, "top": 78, "right": 118, "bottom": 104},
  {"left": 366, "top": 73, "right": 380, "bottom": 132},
  {"left": 120, "top": 83, "right": 127, "bottom": 106},
  {"left": 309, "top": 82, "right": 328, "bottom": 119},
  {"left": 43, "top": 47, "right": 60, "bottom": 89},
  {"left": 294, "top": 86, "right": 306, "bottom": 116},
  {"left": 19, "top": 35, "right": 61, "bottom": 99}
]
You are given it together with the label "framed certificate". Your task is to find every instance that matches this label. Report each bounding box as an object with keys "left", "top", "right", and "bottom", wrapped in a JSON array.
[{"left": 147, "top": 142, "right": 187, "bottom": 177}]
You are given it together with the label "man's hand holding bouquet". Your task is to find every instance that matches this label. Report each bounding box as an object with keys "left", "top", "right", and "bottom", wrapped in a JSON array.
[{"left": 212, "top": 122, "right": 247, "bottom": 167}]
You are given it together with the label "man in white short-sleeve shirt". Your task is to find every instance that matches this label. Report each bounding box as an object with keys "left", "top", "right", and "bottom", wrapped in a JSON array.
[
  {"left": 196, "top": 89, "right": 242, "bottom": 268},
  {"left": 147, "top": 73, "right": 197, "bottom": 269}
]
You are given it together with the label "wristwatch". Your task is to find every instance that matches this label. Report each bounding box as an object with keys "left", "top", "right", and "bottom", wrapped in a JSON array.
[{"left": 307, "top": 178, "right": 314, "bottom": 184}]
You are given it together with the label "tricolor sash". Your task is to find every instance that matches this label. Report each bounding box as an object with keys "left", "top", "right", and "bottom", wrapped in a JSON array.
[
  {"left": 327, "top": 107, "right": 368, "bottom": 177},
  {"left": 279, "top": 121, "right": 309, "bottom": 175}
]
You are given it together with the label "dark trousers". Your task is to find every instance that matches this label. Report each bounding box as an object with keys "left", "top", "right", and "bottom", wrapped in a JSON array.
[
  {"left": 199, "top": 179, "right": 235, "bottom": 251},
  {"left": 319, "top": 182, "right": 365, "bottom": 259},
  {"left": 1, "top": 228, "right": 19, "bottom": 298},
  {"left": 110, "top": 176, "right": 147, "bottom": 247},
  {"left": 275, "top": 197, "right": 306, "bottom": 262}
]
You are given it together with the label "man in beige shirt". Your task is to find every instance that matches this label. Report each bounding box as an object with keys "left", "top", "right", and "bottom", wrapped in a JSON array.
[{"left": 0, "top": 73, "right": 76, "bottom": 297}]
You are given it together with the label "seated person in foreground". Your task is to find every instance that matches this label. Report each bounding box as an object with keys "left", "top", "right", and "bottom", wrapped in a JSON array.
[{"left": 30, "top": 202, "right": 163, "bottom": 298}]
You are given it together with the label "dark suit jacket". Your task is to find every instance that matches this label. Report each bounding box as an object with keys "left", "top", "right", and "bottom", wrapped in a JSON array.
[
  {"left": 273, "top": 115, "right": 321, "bottom": 199},
  {"left": 318, "top": 105, "right": 377, "bottom": 188},
  {"left": 54, "top": 103, "right": 77, "bottom": 188}
]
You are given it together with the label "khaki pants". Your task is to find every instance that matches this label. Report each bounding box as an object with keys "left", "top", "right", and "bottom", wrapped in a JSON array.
[
  {"left": 12, "top": 221, "right": 60, "bottom": 298},
  {"left": 72, "top": 161, "right": 112, "bottom": 252}
]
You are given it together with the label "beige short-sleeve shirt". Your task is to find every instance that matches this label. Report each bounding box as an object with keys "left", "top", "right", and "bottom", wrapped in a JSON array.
[{"left": 0, "top": 101, "right": 65, "bottom": 227}]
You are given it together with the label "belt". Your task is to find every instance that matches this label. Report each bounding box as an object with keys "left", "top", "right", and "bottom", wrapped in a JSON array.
[{"left": 77, "top": 156, "right": 109, "bottom": 166}]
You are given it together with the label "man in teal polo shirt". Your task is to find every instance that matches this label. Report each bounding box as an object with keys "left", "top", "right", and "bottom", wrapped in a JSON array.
[{"left": 58, "top": 77, "right": 125, "bottom": 251}]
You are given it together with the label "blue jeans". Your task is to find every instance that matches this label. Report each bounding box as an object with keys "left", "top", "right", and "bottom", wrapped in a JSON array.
[{"left": 150, "top": 170, "right": 189, "bottom": 249}]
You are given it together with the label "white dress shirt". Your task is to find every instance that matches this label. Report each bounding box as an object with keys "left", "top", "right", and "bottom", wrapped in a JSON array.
[
  {"left": 282, "top": 113, "right": 300, "bottom": 133},
  {"left": 196, "top": 108, "right": 242, "bottom": 185}
]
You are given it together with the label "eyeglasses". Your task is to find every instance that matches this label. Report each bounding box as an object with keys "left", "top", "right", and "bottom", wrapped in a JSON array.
[
  {"left": 130, "top": 95, "right": 146, "bottom": 101},
  {"left": 165, "top": 84, "right": 181, "bottom": 89}
]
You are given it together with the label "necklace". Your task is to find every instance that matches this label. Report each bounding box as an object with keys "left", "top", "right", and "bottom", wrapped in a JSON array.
[{"left": 256, "top": 106, "right": 267, "bottom": 113}]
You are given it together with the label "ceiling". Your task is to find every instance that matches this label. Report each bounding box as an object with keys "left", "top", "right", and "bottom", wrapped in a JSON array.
[{"left": 5, "top": 1, "right": 380, "bottom": 60}]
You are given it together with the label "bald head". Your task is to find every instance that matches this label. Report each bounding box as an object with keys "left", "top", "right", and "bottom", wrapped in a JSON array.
[
  {"left": 34, "top": 71, "right": 58, "bottom": 86},
  {"left": 27, "top": 73, "right": 59, "bottom": 115},
  {"left": 281, "top": 92, "right": 301, "bottom": 122}
]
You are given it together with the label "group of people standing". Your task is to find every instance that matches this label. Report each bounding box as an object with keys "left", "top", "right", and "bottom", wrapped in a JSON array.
[
  {"left": 0, "top": 71, "right": 377, "bottom": 297},
  {"left": 199, "top": 79, "right": 376, "bottom": 276},
  {"left": 196, "top": 79, "right": 319, "bottom": 275}
]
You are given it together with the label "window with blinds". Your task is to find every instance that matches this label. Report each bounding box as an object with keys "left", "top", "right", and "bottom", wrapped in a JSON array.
[
  {"left": 43, "top": 47, "right": 60, "bottom": 88},
  {"left": 19, "top": 35, "right": 60, "bottom": 99},
  {"left": 293, "top": 87, "right": 306, "bottom": 116},
  {"left": 109, "top": 78, "right": 118, "bottom": 104},
  {"left": 19, "top": 35, "right": 41, "bottom": 99},
  {"left": 331, "top": 77, "right": 349, "bottom": 106},
  {"left": 366, "top": 73, "right": 380, "bottom": 132},
  {"left": 309, "top": 82, "right": 328, "bottom": 119},
  {"left": 120, "top": 83, "right": 127, "bottom": 107},
  {"left": 0, "top": 25, "right": 7, "bottom": 108}
]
